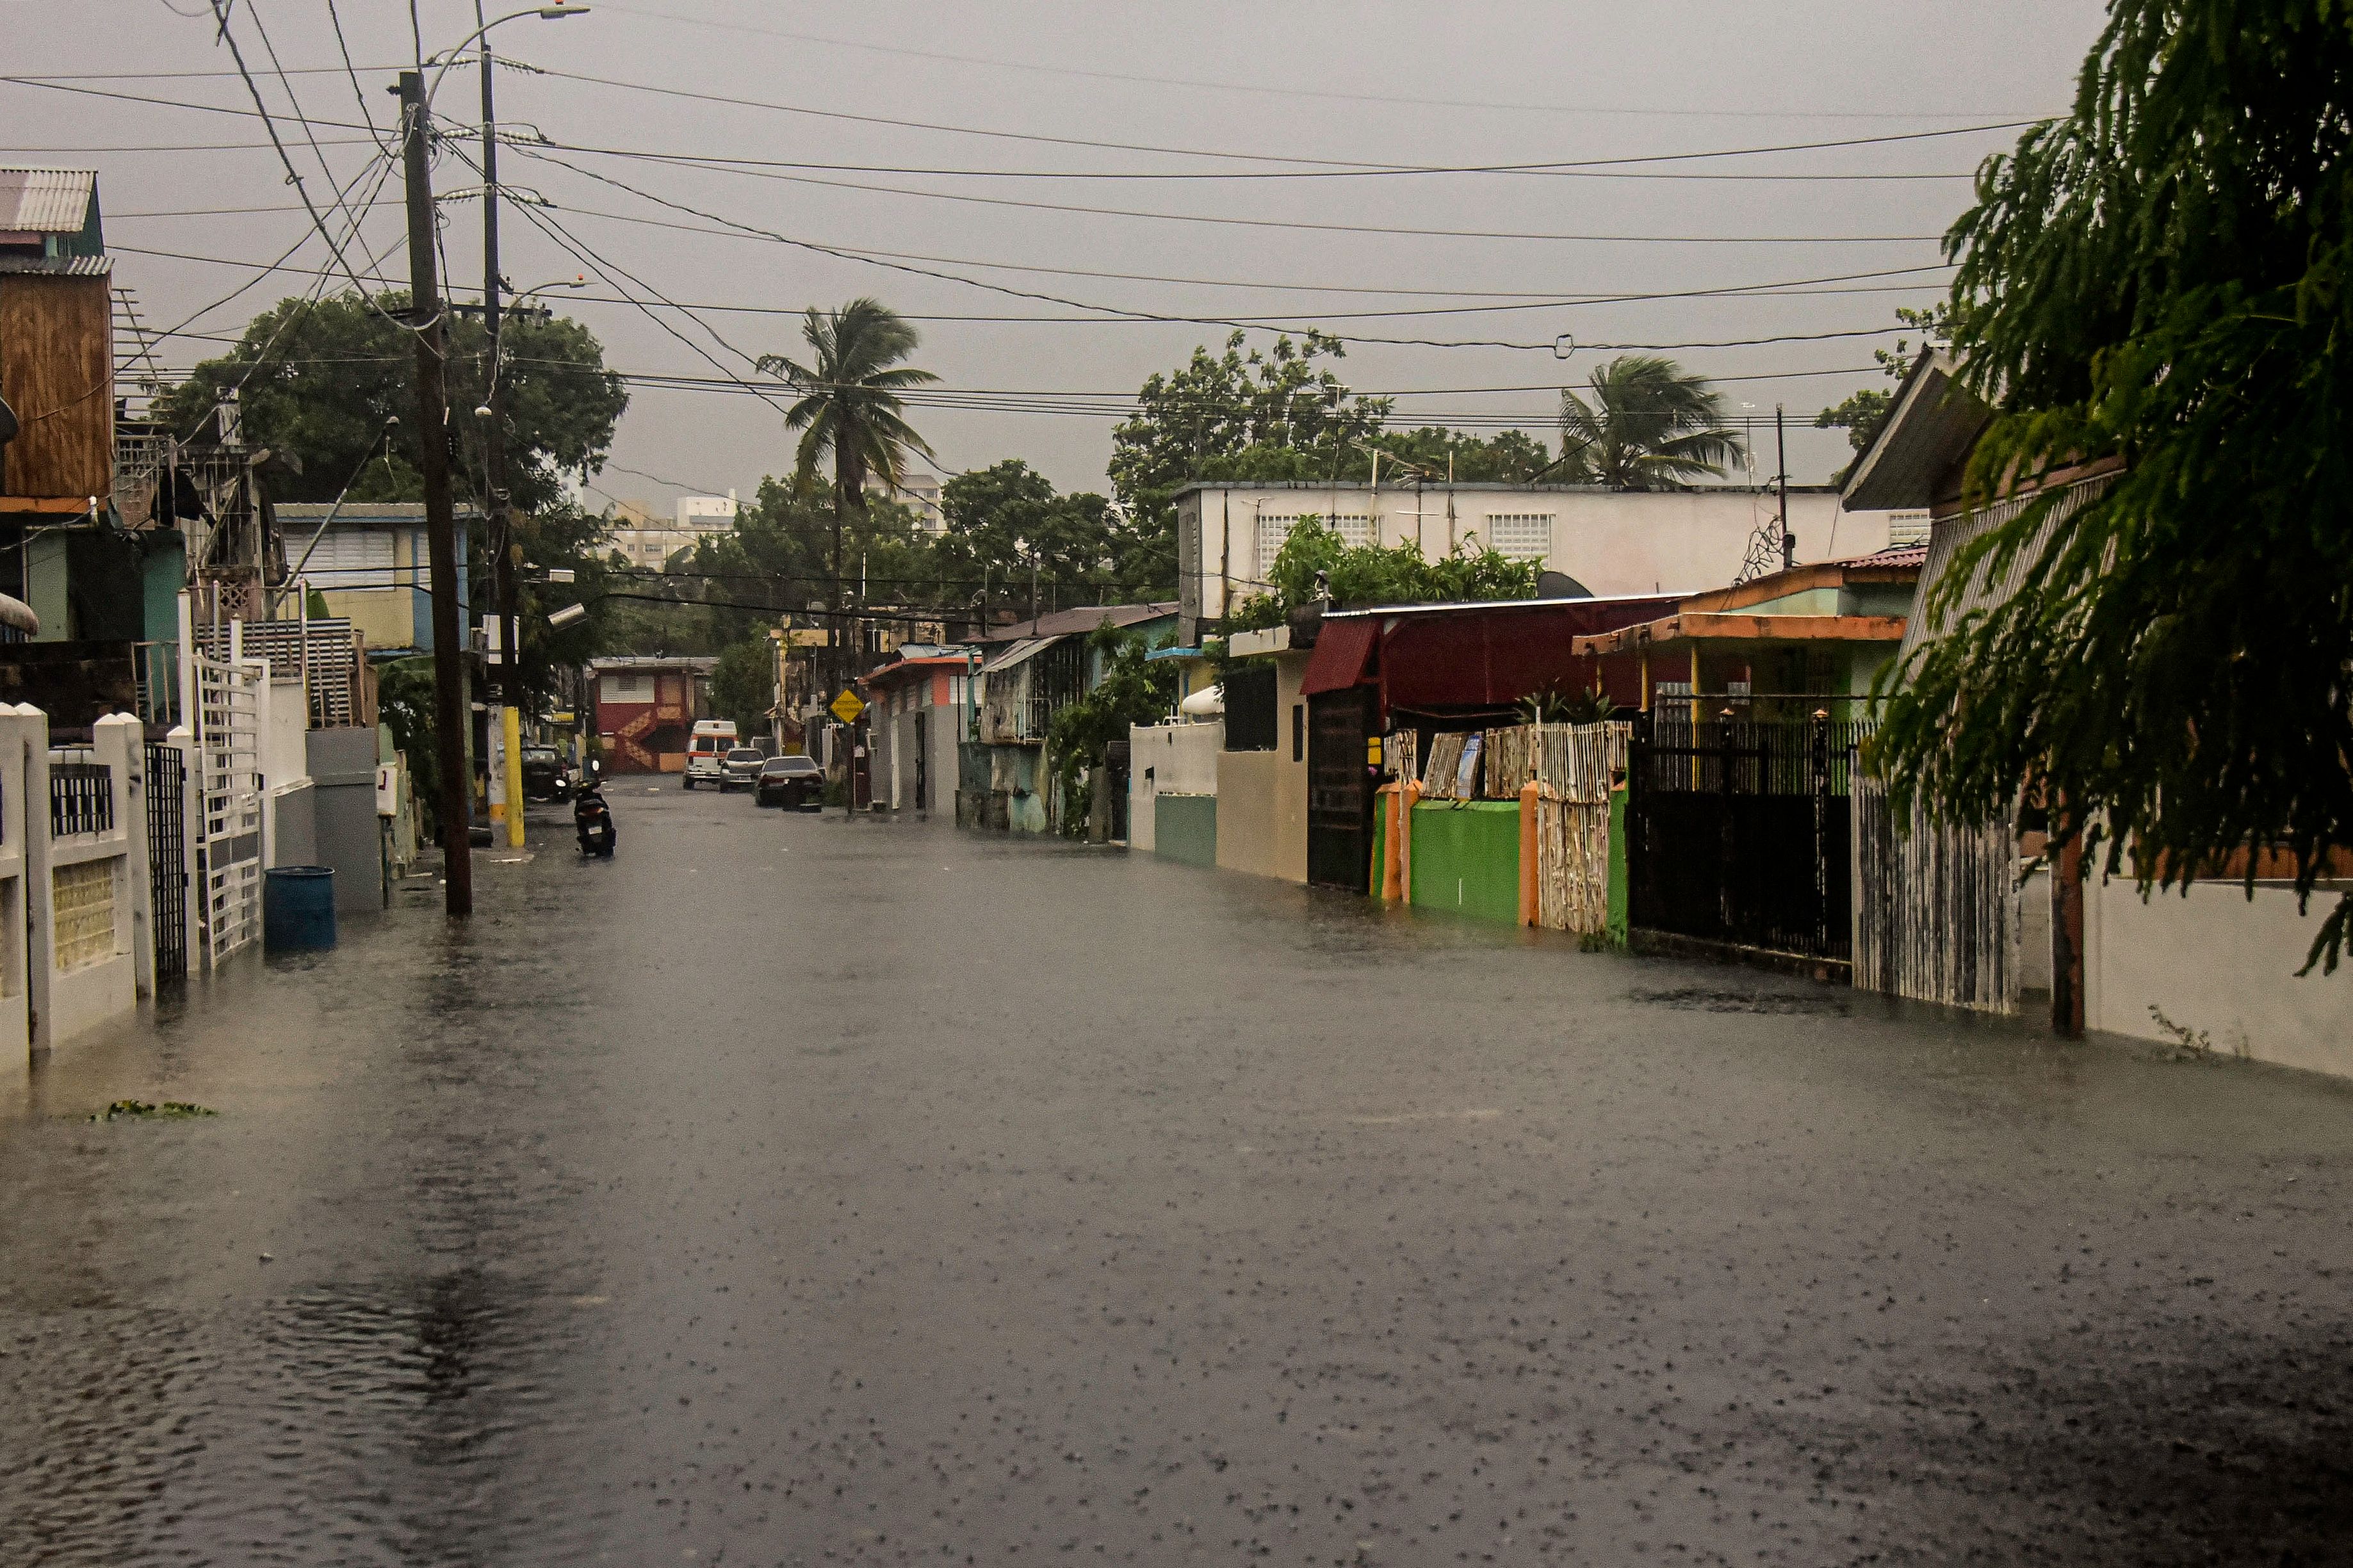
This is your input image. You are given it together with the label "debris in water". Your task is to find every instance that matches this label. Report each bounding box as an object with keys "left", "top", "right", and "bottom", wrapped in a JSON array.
[{"left": 88, "top": 1100, "right": 216, "bottom": 1122}]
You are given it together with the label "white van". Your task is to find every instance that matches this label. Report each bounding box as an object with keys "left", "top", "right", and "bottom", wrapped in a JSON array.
[{"left": 683, "top": 719, "right": 738, "bottom": 789}]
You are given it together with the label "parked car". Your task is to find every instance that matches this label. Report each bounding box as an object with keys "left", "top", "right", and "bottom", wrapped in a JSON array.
[
  {"left": 719, "top": 746, "right": 766, "bottom": 791},
  {"left": 520, "top": 746, "right": 571, "bottom": 802},
  {"left": 754, "top": 754, "right": 824, "bottom": 810}
]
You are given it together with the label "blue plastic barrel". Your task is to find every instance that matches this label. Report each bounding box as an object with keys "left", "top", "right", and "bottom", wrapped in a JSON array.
[{"left": 263, "top": 866, "right": 338, "bottom": 951}]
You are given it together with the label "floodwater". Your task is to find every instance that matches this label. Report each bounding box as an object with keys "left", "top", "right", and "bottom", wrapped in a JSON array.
[{"left": 3, "top": 786, "right": 2350, "bottom": 1565}]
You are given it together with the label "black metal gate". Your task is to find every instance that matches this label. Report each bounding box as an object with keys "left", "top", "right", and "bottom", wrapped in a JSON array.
[
  {"left": 1626, "top": 716, "right": 1861, "bottom": 963},
  {"left": 143, "top": 742, "right": 188, "bottom": 983},
  {"left": 1306, "top": 688, "right": 1378, "bottom": 890}
]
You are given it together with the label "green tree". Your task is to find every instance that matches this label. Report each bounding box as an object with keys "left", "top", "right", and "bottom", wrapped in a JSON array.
[
  {"left": 1107, "top": 332, "right": 1392, "bottom": 593},
  {"left": 937, "top": 459, "right": 1122, "bottom": 613},
  {"left": 1225, "top": 516, "right": 1538, "bottom": 633},
  {"left": 1872, "top": 0, "right": 2353, "bottom": 971},
  {"left": 1045, "top": 622, "right": 1178, "bottom": 837},
  {"left": 1555, "top": 354, "right": 1744, "bottom": 489},
  {"left": 159, "top": 291, "right": 627, "bottom": 516},
  {"left": 1366, "top": 427, "right": 1551, "bottom": 483},
  {"left": 756, "top": 299, "right": 937, "bottom": 603},
  {"left": 1816, "top": 305, "right": 1955, "bottom": 475},
  {"left": 710, "top": 635, "right": 777, "bottom": 736}
]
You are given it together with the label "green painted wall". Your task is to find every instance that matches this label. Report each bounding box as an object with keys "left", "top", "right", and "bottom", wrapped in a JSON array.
[
  {"left": 143, "top": 535, "right": 186, "bottom": 643},
  {"left": 1155, "top": 793, "right": 1217, "bottom": 869},
  {"left": 1407, "top": 800, "right": 1521, "bottom": 925},
  {"left": 1606, "top": 785, "right": 1629, "bottom": 947},
  {"left": 26, "top": 535, "right": 68, "bottom": 642}
]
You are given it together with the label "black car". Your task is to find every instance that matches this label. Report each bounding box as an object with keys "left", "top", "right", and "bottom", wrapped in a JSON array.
[
  {"left": 754, "top": 754, "right": 824, "bottom": 810},
  {"left": 520, "top": 746, "right": 571, "bottom": 801}
]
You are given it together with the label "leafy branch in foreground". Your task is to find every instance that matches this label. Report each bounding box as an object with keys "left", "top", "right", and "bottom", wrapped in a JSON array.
[{"left": 1869, "top": 0, "right": 2353, "bottom": 973}]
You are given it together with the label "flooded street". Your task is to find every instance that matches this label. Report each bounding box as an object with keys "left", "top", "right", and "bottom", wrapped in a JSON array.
[{"left": 3, "top": 786, "right": 2350, "bottom": 1565}]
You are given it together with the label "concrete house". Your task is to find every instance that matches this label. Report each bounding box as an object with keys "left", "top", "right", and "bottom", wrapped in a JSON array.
[
  {"left": 1174, "top": 480, "right": 1914, "bottom": 643},
  {"left": 960, "top": 602, "right": 1177, "bottom": 834},
  {"left": 278, "top": 502, "right": 477, "bottom": 654},
  {"left": 863, "top": 645, "right": 975, "bottom": 814}
]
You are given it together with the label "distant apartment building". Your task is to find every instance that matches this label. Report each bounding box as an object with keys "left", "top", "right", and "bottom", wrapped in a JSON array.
[
  {"left": 608, "top": 490, "right": 739, "bottom": 567},
  {"left": 866, "top": 470, "right": 945, "bottom": 533}
]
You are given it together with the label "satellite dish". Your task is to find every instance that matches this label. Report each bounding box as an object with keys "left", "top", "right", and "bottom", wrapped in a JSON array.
[{"left": 1536, "top": 570, "right": 1591, "bottom": 600}]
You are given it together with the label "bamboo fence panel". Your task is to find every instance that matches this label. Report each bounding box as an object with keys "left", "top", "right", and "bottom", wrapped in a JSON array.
[
  {"left": 1852, "top": 777, "right": 2019, "bottom": 1011},
  {"left": 1534, "top": 797, "right": 1612, "bottom": 933},
  {"left": 1385, "top": 727, "right": 1417, "bottom": 785},
  {"left": 1421, "top": 732, "right": 1469, "bottom": 798}
]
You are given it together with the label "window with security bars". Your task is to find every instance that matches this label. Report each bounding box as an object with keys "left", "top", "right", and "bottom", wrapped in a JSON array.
[
  {"left": 1254, "top": 513, "right": 1372, "bottom": 583},
  {"left": 298, "top": 528, "right": 396, "bottom": 586},
  {"left": 1482, "top": 513, "right": 1554, "bottom": 562}
]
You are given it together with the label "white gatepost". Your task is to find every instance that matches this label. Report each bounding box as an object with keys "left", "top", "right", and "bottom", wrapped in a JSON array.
[
  {"left": 0, "top": 705, "right": 39, "bottom": 1063},
  {"left": 99, "top": 714, "right": 156, "bottom": 998},
  {"left": 33, "top": 713, "right": 140, "bottom": 1051}
]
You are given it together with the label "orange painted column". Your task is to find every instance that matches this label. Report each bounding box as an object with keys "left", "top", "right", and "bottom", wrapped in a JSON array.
[
  {"left": 1378, "top": 783, "right": 1403, "bottom": 901},
  {"left": 1397, "top": 780, "right": 1421, "bottom": 904},
  {"left": 1517, "top": 779, "right": 1540, "bottom": 927}
]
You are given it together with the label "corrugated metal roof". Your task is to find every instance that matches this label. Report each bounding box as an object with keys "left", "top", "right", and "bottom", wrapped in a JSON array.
[
  {"left": 0, "top": 168, "right": 96, "bottom": 232},
  {"left": 0, "top": 254, "right": 110, "bottom": 277},
  {"left": 1898, "top": 473, "right": 2117, "bottom": 658},
  {"left": 975, "top": 601, "right": 1176, "bottom": 643},
  {"left": 979, "top": 635, "right": 1059, "bottom": 675},
  {"left": 1841, "top": 352, "right": 1991, "bottom": 513}
]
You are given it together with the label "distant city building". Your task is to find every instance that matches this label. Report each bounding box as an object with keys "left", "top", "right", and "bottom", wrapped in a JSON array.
[
  {"left": 866, "top": 471, "right": 945, "bottom": 533},
  {"left": 608, "top": 489, "right": 738, "bottom": 568}
]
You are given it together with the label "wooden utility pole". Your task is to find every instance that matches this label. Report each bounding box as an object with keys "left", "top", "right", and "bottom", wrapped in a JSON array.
[{"left": 397, "top": 70, "right": 473, "bottom": 916}]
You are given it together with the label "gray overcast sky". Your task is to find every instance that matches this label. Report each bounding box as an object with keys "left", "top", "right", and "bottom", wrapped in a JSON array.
[{"left": 11, "top": 0, "right": 2106, "bottom": 511}]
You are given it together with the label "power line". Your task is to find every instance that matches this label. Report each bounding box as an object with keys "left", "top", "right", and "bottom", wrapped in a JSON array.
[
  {"left": 589, "top": 3, "right": 2049, "bottom": 126},
  {"left": 103, "top": 236, "right": 1953, "bottom": 327},
  {"left": 110, "top": 198, "right": 1957, "bottom": 302},
  {"left": 532, "top": 63, "right": 2043, "bottom": 172},
  {"left": 529, "top": 140, "right": 1952, "bottom": 246}
]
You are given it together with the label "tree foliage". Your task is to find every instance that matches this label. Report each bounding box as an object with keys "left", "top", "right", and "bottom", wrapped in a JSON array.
[
  {"left": 937, "top": 459, "right": 1128, "bottom": 610},
  {"left": 159, "top": 291, "right": 627, "bottom": 517},
  {"left": 1872, "top": 0, "right": 2353, "bottom": 971},
  {"left": 710, "top": 635, "right": 777, "bottom": 736},
  {"left": 1045, "top": 622, "right": 1178, "bottom": 837},
  {"left": 1225, "top": 517, "right": 1539, "bottom": 634},
  {"left": 1107, "top": 332, "right": 1390, "bottom": 590},
  {"left": 1555, "top": 354, "right": 1745, "bottom": 489}
]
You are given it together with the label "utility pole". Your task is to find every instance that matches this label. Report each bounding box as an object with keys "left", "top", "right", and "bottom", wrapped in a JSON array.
[
  {"left": 478, "top": 11, "right": 526, "bottom": 849},
  {"left": 397, "top": 70, "right": 473, "bottom": 916},
  {"left": 1777, "top": 404, "right": 1793, "bottom": 570}
]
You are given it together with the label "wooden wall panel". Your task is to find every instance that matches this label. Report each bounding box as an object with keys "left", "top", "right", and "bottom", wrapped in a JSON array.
[{"left": 0, "top": 275, "right": 114, "bottom": 499}]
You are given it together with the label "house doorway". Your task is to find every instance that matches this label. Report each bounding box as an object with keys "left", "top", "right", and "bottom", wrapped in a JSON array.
[{"left": 1306, "top": 688, "right": 1379, "bottom": 891}]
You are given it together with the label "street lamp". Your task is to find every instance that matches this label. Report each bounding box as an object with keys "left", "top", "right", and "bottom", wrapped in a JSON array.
[{"left": 421, "top": 6, "right": 590, "bottom": 112}]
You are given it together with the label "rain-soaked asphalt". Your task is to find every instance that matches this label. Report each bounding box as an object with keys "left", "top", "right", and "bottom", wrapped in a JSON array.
[{"left": 3, "top": 784, "right": 2351, "bottom": 1567}]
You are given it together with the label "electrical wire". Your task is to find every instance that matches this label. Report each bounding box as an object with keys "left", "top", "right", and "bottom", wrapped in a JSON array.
[{"left": 587, "top": 3, "right": 2048, "bottom": 126}]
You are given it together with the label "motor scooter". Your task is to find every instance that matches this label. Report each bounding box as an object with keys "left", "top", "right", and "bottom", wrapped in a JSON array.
[{"left": 573, "top": 762, "right": 616, "bottom": 857}]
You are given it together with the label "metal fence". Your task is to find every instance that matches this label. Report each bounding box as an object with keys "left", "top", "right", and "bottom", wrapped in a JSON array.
[
  {"left": 145, "top": 743, "right": 189, "bottom": 983},
  {"left": 1627, "top": 716, "right": 1866, "bottom": 964},
  {"left": 48, "top": 754, "right": 115, "bottom": 838}
]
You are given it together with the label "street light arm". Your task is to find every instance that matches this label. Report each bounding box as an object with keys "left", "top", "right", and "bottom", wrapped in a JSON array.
[{"left": 422, "top": 6, "right": 589, "bottom": 112}]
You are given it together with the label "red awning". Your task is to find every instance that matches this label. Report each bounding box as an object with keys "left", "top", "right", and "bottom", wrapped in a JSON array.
[
  {"left": 1377, "top": 597, "right": 1679, "bottom": 714},
  {"left": 1299, "top": 617, "right": 1380, "bottom": 696}
]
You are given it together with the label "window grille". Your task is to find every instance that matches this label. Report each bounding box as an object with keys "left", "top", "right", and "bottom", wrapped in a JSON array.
[
  {"left": 1483, "top": 513, "right": 1554, "bottom": 562},
  {"left": 1254, "top": 512, "right": 1372, "bottom": 582}
]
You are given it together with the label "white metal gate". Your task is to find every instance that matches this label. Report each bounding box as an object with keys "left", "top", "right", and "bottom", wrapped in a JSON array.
[{"left": 192, "top": 651, "right": 266, "bottom": 966}]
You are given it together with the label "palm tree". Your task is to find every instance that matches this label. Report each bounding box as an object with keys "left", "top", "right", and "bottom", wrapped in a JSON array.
[
  {"left": 757, "top": 297, "right": 938, "bottom": 595},
  {"left": 1554, "top": 355, "right": 1744, "bottom": 490}
]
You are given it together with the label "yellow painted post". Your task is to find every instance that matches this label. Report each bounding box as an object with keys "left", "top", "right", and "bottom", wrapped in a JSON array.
[
  {"left": 501, "top": 705, "right": 525, "bottom": 848},
  {"left": 1517, "top": 779, "right": 1540, "bottom": 927}
]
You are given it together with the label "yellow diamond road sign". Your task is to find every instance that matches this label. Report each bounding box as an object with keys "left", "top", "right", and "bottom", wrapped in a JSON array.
[{"left": 829, "top": 689, "right": 866, "bottom": 724}]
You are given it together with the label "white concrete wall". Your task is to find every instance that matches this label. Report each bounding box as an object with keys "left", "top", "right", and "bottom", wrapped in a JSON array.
[
  {"left": 1128, "top": 720, "right": 1223, "bottom": 855},
  {"left": 29, "top": 711, "right": 143, "bottom": 1054},
  {"left": 2085, "top": 878, "right": 2353, "bottom": 1081},
  {"left": 0, "top": 707, "right": 35, "bottom": 1065},
  {"left": 1185, "top": 485, "right": 1898, "bottom": 616}
]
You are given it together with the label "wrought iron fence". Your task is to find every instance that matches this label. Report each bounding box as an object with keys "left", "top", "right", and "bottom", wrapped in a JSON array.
[
  {"left": 1626, "top": 715, "right": 1867, "bottom": 963},
  {"left": 145, "top": 743, "right": 189, "bottom": 982}
]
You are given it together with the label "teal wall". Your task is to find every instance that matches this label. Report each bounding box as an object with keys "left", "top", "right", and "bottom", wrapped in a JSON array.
[
  {"left": 143, "top": 535, "right": 186, "bottom": 642},
  {"left": 1407, "top": 800, "right": 1522, "bottom": 925},
  {"left": 1155, "top": 793, "right": 1217, "bottom": 868}
]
